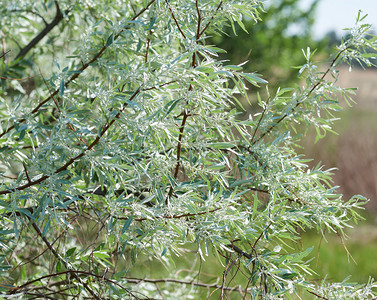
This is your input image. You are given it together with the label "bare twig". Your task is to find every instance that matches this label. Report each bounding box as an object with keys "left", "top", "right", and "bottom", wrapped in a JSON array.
[
  {"left": 29, "top": 223, "right": 101, "bottom": 299},
  {"left": 220, "top": 254, "right": 243, "bottom": 299}
]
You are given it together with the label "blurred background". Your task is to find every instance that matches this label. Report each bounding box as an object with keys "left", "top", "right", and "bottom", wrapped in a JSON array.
[{"left": 212, "top": 0, "right": 377, "bottom": 284}]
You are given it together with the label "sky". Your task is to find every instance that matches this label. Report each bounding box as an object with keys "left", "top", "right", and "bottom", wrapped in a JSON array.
[{"left": 298, "top": 0, "right": 377, "bottom": 38}]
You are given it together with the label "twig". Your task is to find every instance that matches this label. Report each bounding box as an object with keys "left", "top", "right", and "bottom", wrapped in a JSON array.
[
  {"left": 250, "top": 95, "right": 270, "bottom": 144},
  {"left": 39, "top": 69, "right": 89, "bottom": 146},
  {"left": 29, "top": 223, "right": 101, "bottom": 299},
  {"left": 11, "top": 9, "right": 48, "bottom": 25},
  {"left": 165, "top": 0, "right": 186, "bottom": 39},
  {"left": 125, "top": 276, "right": 250, "bottom": 293},
  {"left": 220, "top": 254, "right": 243, "bottom": 299},
  {"left": 134, "top": 207, "right": 221, "bottom": 222},
  {"left": 306, "top": 289, "right": 329, "bottom": 300},
  {"left": 199, "top": 1, "right": 223, "bottom": 37},
  {"left": 22, "top": 163, "right": 31, "bottom": 183},
  {"left": 9, "top": 270, "right": 141, "bottom": 299}
]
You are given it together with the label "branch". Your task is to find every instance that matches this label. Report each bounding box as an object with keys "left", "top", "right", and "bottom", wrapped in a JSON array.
[
  {"left": 15, "top": 2, "right": 68, "bottom": 60},
  {"left": 164, "top": 0, "right": 186, "bottom": 39},
  {"left": 29, "top": 223, "right": 101, "bottom": 300},
  {"left": 199, "top": 1, "right": 223, "bottom": 37},
  {"left": 133, "top": 207, "right": 222, "bottom": 222},
  {"left": 220, "top": 253, "right": 243, "bottom": 299},
  {"left": 306, "top": 289, "right": 329, "bottom": 300},
  {"left": 124, "top": 277, "right": 249, "bottom": 293},
  {"left": 9, "top": 270, "right": 141, "bottom": 299},
  {"left": 11, "top": 9, "right": 48, "bottom": 25}
]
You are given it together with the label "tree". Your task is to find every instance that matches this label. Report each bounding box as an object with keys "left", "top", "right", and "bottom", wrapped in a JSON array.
[
  {"left": 213, "top": 0, "right": 323, "bottom": 87},
  {"left": 0, "top": 1, "right": 377, "bottom": 299}
]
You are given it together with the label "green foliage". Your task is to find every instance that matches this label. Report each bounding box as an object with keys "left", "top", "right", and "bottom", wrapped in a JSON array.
[
  {"left": 212, "top": 0, "right": 323, "bottom": 86},
  {"left": 1, "top": 0, "right": 377, "bottom": 299}
]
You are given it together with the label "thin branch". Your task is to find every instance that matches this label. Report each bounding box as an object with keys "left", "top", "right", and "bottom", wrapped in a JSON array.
[
  {"left": 195, "top": 0, "right": 201, "bottom": 40},
  {"left": 29, "top": 223, "right": 101, "bottom": 300},
  {"left": 11, "top": 9, "right": 48, "bottom": 25},
  {"left": 133, "top": 207, "right": 222, "bottom": 222},
  {"left": 164, "top": 0, "right": 186, "bottom": 39},
  {"left": 166, "top": 109, "right": 189, "bottom": 201},
  {"left": 306, "top": 289, "right": 329, "bottom": 300},
  {"left": 9, "top": 270, "right": 141, "bottom": 299},
  {"left": 220, "top": 254, "right": 243, "bottom": 299},
  {"left": 39, "top": 69, "right": 89, "bottom": 146},
  {"left": 199, "top": 1, "right": 223, "bottom": 37},
  {"left": 253, "top": 221, "right": 273, "bottom": 249},
  {"left": 125, "top": 277, "right": 251, "bottom": 293},
  {"left": 250, "top": 95, "right": 270, "bottom": 144},
  {"left": 22, "top": 163, "right": 31, "bottom": 183},
  {"left": 1, "top": 49, "right": 10, "bottom": 61}
]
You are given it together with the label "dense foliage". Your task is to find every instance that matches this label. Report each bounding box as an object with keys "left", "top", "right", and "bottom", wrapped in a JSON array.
[{"left": 1, "top": 0, "right": 377, "bottom": 299}]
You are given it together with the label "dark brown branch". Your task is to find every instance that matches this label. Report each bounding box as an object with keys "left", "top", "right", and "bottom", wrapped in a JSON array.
[
  {"left": 166, "top": 109, "right": 189, "bottom": 201},
  {"left": 253, "top": 221, "right": 273, "bottom": 249},
  {"left": 165, "top": 0, "right": 186, "bottom": 39},
  {"left": 11, "top": 9, "right": 48, "bottom": 25},
  {"left": 9, "top": 270, "right": 139, "bottom": 299},
  {"left": 229, "top": 244, "right": 252, "bottom": 260},
  {"left": 0, "top": 50, "right": 10, "bottom": 60},
  {"left": 15, "top": 2, "right": 67, "bottom": 60},
  {"left": 250, "top": 95, "right": 270, "bottom": 144},
  {"left": 195, "top": 0, "right": 201, "bottom": 40},
  {"left": 306, "top": 289, "right": 329, "bottom": 300},
  {"left": 22, "top": 163, "right": 31, "bottom": 183},
  {"left": 220, "top": 253, "right": 243, "bottom": 299}
]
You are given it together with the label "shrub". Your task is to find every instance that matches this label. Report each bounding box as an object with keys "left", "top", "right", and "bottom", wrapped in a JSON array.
[{"left": 1, "top": 1, "right": 377, "bottom": 299}]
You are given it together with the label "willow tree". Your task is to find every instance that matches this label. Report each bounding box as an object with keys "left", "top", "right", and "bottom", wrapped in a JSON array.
[{"left": 0, "top": 1, "right": 376, "bottom": 299}]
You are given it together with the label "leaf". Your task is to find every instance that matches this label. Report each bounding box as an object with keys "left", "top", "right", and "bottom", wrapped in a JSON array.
[
  {"left": 121, "top": 215, "right": 133, "bottom": 235},
  {"left": 240, "top": 72, "right": 268, "bottom": 86},
  {"left": 106, "top": 33, "right": 114, "bottom": 47},
  {"left": 42, "top": 219, "right": 51, "bottom": 236},
  {"left": 56, "top": 260, "right": 62, "bottom": 272},
  {"left": 66, "top": 247, "right": 76, "bottom": 257},
  {"left": 59, "top": 79, "right": 65, "bottom": 97},
  {"left": 208, "top": 142, "right": 235, "bottom": 149}
]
